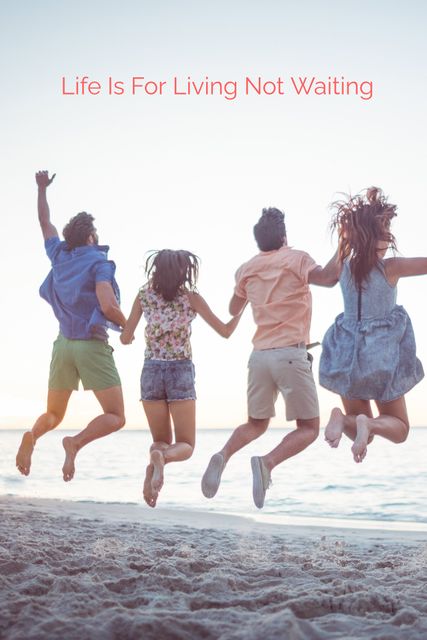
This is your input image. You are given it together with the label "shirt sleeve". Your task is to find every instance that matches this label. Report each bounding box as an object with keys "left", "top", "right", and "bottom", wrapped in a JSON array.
[
  {"left": 234, "top": 266, "right": 247, "bottom": 299},
  {"left": 44, "top": 236, "right": 61, "bottom": 262},
  {"left": 298, "top": 252, "right": 319, "bottom": 282},
  {"left": 93, "top": 259, "right": 116, "bottom": 283}
]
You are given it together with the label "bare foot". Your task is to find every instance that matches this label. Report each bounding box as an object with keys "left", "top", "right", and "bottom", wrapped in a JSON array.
[
  {"left": 143, "top": 464, "right": 158, "bottom": 508},
  {"left": 352, "top": 415, "right": 371, "bottom": 463},
  {"left": 150, "top": 450, "right": 165, "bottom": 494},
  {"left": 62, "top": 437, "right": 78, "bottom": 482},
  {"left": 324, "top": 407, "right": 345, "bottom": 448},
  {"left": 16, "top": 432, "right": 34, "bottom": 476}
]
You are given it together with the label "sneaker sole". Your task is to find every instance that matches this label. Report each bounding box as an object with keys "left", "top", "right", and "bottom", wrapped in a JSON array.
[
  {"left": 251, "top": 456, "right": 266, "bottom": 509},
  {"left": 201, "top": 453, "right": 224, "bottom": 498}
]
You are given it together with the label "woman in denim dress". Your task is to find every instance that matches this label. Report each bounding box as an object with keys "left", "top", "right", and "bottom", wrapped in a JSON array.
[
  {"left": 320, "top": 188, "right": 426, "bottom": 462},
  {"left": 121, "top": 250, "right": 241, "bottom": 506}
]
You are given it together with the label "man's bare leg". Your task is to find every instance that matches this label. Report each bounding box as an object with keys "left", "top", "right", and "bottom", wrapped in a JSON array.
[
  {"left": 62, "top": 385, "right": 125, "bottom": 481},
  {"left": 16, "top": 389, "right": 72, "bottom": 476},
  {"left": 201, "top": 417, "right": 270, "bottom": 498},
  {"left": 247, "top": 417, "right": 319, "bottom": 508},
  {"left": 262, "top": 417, "right": 320, "bottom": 472},
  {"left": 220, "top": 417, "right": 270, "bottom": 463}
]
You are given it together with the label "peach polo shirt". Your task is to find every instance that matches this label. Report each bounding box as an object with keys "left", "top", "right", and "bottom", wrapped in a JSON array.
[{"left": 234, "top": 246, "right": 319, "bottom": 349}]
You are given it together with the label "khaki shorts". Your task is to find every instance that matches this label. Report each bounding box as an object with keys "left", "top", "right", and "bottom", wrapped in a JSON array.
[
  {"left": 48, "top": 334, "right": 121, "bottom": 391},
  {"left": 247, "top": 347, "right": 319, "bottom": 421}
]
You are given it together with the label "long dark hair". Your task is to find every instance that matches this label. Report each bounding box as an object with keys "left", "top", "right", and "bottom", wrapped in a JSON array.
[
  {"left": 331, "top": 187, "right": 397, "bottom": 288},
  {"left": 145, "top": 249, "right": 200, "bottom": 301}
]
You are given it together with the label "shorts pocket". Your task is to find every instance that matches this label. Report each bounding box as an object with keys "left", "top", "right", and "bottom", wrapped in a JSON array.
[
  {"left": 140, "top": 362, "right": 164, "bottom": 400},
  {"left": 102, "top": 343, "right": 114, "bottom": 354},
  {"left": 166, "top": 362, "right": 196, "bottom": 400}
]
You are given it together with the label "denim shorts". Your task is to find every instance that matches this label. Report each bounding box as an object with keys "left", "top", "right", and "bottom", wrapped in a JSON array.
[{"left": 140, "top": 359, "right": 196, "bottom": 402}]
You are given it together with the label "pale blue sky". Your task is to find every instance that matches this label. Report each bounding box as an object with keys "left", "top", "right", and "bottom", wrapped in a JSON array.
[{"left": 1, "top": 1, "right": 427, "bottom": 428}]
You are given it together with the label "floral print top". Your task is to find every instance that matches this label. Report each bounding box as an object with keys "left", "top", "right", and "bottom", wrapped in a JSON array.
[{"left": 138, "top": 285, "right": 197, "bottom": 360}]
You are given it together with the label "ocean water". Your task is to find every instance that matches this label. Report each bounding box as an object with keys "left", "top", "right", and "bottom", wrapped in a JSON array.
[{"left": 2, "top": 427, "right": 427, "bottom": 531}]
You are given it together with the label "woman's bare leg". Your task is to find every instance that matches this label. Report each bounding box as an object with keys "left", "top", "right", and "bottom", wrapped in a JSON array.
[
  {"left": 142, "top": 400, "right": 172, "bottom": 505},
  {"left": 167, "top": 400, "right": 196, "bottom": 462},
  {"left": 325, "top": 399, "right": 372, "bottom": 448},
  {"left": 148, "top": 400, "right": 196, "bottom": 493},
  {"left": 142, "top": 399, "right": 196, "bottom": 499},
  {"left": 344, "top": 397, "right": 408, "bottom": 463}
]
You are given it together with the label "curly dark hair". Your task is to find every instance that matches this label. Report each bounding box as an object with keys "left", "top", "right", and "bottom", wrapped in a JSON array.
[
  {"left": 253, "top": 207, "right": 287, "bottom": 251},
  {"left": 63, "top": 212, "right": 96, "bottom": 249},
  {"left": 331, "top": 187, "right": 397, "bottom": 288},
  {"left": 145, "top": 249, "right": 200, "bottom": 301}
]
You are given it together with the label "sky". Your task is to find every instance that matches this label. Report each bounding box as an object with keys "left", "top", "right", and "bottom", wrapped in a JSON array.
[{"left": 1, "top": 0, "right": 427, "bottom": 429}]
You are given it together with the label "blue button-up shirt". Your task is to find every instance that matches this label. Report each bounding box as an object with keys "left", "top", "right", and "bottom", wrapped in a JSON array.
[{"left": 39, "top": 237, "right": 121, "bottom": 340}]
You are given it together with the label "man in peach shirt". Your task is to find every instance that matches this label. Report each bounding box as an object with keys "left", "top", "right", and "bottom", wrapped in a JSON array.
[{"left": 201, "top": 207, "right": 339, "bottom": 508}]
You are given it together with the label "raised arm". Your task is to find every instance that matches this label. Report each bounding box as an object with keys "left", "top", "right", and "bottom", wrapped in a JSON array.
[
  {"left": 96, "top": 281, "right": 127, "bottom": 329},
  {"left": 187, "top": 291, "right": 243, "bottom": 338},
  {"left": 308, "top": 250, "right": 341, "bottom": 287},
  {"left": 35, "top": 170, "right": 58, "bottom": 240},
  {"left": 120, "top": 295, "right": 143, "bottom": 344},
  {"left": 384, "top": 257, "right": 427, "bottom": 286}
]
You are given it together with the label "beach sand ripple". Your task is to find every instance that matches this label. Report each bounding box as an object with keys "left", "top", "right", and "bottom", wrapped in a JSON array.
[{"left": 1, "top": 496, "right": 427, "bottom": 639}]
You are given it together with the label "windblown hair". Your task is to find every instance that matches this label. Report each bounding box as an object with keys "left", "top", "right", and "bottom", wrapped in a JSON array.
[
  {"left": 331, "top": 187, "right": 397, "bottom": 288},
  {"left": 63, "top": 212, "right": 95, "bottom": 250},
  {"left": 253, "top": 207, "right": 287, "bottom": 251},
  {"left": 145, "top": 249, "right": 200, "bottom": 301}
]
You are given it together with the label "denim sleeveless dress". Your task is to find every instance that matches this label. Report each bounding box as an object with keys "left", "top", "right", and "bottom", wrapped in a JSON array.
[{"left": 319, "top": 261, "right": 424, "bottom": 402}]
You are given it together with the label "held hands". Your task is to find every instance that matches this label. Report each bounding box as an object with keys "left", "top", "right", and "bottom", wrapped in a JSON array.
[
  {"left": 120, "top": 331, "right": 135, "bottom": 345},
  {"left": 35, "top": 170, "right": 56, "bottom": 188}
]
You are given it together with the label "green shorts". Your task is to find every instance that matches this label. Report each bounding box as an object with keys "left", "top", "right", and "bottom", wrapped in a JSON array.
[{"left": 48, "top": 334, "right": 121, "bottom": 391}]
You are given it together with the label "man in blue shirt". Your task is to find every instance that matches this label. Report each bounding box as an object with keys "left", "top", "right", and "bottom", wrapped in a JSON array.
[{"left": 16, "top": 170, "right": 126, "bottom": 481}]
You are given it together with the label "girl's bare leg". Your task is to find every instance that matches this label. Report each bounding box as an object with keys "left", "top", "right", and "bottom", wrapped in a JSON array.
[
  {"left": 325, "top": 399, "right": 372, "bottom": 448},
  {"left": 142, "top": 400, "right": 195, "bottom": 503},
  {"left": 343, "top": 397, "right": 408, "bottom": 463},
  {"left": 142, "top": 400, "right": 172, "bottom": 505},
  {"left": 143, "top": 464, "right": 157, "bottom": 508},
  {"left": 167, "top": 400, "right": 196, "bottom": 462}
]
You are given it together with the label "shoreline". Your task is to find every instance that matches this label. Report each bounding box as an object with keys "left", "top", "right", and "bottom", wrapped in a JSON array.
[{"left": 3, "top": 494, "right": 427, "bottom": 537}]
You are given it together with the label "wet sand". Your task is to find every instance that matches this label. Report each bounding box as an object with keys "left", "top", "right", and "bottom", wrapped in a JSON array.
[{"left": 1, "top": 495, "right": 427, "bottom": 639}]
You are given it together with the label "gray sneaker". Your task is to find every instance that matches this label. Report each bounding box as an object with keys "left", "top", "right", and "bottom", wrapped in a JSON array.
[
  {"left": 201, "top": 453, "right": 225, "bottom": 498},
  {"left": 250, "top": 456, "right": 271, "bottom": 509}
]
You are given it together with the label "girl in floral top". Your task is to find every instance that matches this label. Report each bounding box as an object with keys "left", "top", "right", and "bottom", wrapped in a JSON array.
[{"left": 121, "top": 249, "right": 241, "bottom": 507}]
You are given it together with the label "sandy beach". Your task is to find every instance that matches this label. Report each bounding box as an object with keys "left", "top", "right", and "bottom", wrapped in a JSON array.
[{"left": 1, "top": 496, "right": 427, "bottom": 639}]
